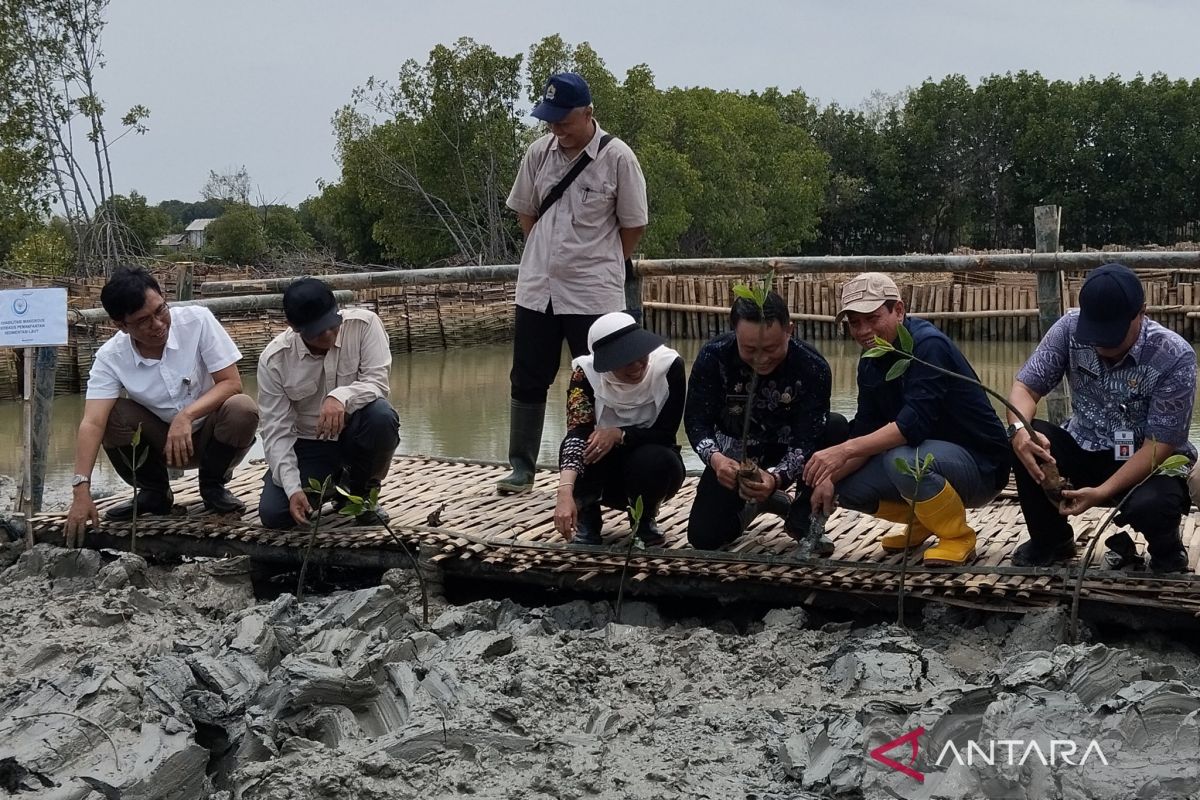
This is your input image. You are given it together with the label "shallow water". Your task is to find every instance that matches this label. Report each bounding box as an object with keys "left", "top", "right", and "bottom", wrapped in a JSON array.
[{"left": 7, "top": 337, "right": 1200, "bottom": 500}]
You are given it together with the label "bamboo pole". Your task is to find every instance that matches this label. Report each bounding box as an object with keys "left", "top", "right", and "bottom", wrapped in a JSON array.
[
  {"left": 69, "top": 290, "right": 356, "bottom": 325},
  {"left": 196, "top": 251, "right": 1200, "bottom": 297},
  {"left": 643, "top": 300, "right": 1043, "bottom": 321},
  {"left": 1034, "top": 205, "right": 1069, "bottom": 425}
]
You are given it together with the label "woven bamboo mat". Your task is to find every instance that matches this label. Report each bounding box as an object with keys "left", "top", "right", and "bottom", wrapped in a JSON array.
[{"left": 30, "top": 455, "right": 1200, "bottom": 617}]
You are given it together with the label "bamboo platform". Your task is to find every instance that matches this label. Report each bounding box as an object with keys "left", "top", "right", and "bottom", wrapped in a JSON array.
[{"left": 28, "top": 455, "right": 1200, "bottom": 620}]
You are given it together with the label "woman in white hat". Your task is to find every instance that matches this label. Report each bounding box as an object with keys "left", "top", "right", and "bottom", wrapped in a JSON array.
[{"left": 554, "top": 312, "right": 686, "bottom": 546}]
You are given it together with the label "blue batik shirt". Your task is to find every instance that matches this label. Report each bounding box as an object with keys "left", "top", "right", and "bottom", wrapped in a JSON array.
[{"left": 1016, "top": 310, "right": 1197, "bottom": 460}]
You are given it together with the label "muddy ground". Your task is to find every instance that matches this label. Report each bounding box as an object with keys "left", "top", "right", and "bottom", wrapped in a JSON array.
[{"left": 2, "top": 537, "right": 1200, "bottom": 800}]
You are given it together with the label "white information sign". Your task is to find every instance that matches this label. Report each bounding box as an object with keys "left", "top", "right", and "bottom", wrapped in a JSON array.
[{"left": 0, "top": 288, "right": 68, "bottom": 347}]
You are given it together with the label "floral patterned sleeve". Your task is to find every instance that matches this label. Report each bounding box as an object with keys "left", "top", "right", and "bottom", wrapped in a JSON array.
[{"left": 558, "top": 367, "right": 596, "bottom": 474}]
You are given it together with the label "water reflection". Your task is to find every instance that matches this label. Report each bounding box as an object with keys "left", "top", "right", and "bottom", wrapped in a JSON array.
[{"left": 10, "top": 336, "right": 1200, "bottom": 499}]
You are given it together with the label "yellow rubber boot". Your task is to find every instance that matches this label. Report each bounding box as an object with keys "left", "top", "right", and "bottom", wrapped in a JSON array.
[
  {"left": 915, "top": 483, "right": 977, "bottom": 566},
  {"left": 874, "top": 499, "right": 934, "bottom": 552}
]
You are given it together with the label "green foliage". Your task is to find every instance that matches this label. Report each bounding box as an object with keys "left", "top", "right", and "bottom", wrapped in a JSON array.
[
  {"left": 106, "top": 191, "right": 170, "bottom": 254},
  {"left": 732, "top": 271, "right": 775, "bottom": 309},
  {"left": 157, "top": 198, "right": 227, "bottom": 231},
  {"left": 4, "top": 224, "right": 74, "bottom": 275},
  {"left": 205, "top": 205, "right": 267, "bottom": 264},
  {"left": 263, "top": 206, "right": 315, "bottom": 253}
]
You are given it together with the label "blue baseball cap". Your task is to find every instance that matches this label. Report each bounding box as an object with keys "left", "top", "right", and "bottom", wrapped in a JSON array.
[
  {"left": 531, "top": 73, "right": 591, "bottom": 123},
  {"left": 1075, "top": 263, "right": 1145, "bottom": 348}
]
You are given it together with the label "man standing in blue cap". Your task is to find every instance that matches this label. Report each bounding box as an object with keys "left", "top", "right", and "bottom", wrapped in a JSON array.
[
  {"left": 1006, "top": 262, "right": 1196, "bottom": 573},
  {"left": 497, "top": 72, "right": 649, "bottom": 494}
]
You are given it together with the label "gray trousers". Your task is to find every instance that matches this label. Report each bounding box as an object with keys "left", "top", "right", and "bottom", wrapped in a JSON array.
[{"left": 836, "top": 440, "right": 998, "bottom": 513}]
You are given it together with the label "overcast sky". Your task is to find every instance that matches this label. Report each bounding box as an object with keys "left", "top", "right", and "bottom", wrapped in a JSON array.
[{"left": 99, "top": 0, "right": 1200, "bottom": 205}]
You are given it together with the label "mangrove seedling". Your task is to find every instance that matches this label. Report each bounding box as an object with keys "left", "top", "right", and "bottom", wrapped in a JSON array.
[
  {"left": 615, "top": 494, "right": 645, "bottom": 623},
  {"left": 337, "top": 485, "right": 430, "bottom": 626},
  {"left": 730, "top": 271, "right": 775, "bottom": 491},
  {"left": 295, "top": 475, "right": 331, "bottom": 602},
  {"left": 1067, "top": 450, "right": 1190, "bottom": 643},
  {"left": 863, "top": 329, "right": 1070, "bottom": 503},
  {"left": 893, "top": 449, "right": 935, "bottom": 628},
  {"left": 118, "top": 423, "right": 148, "bottom": 556}
]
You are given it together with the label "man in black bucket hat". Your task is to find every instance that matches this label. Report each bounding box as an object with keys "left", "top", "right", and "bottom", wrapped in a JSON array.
[
  {"left": 1007, "top": 263, "right": 1196, "bottom": 573},
  {"left": 257, "top": 278, "right": 400, "bottom": 529}
]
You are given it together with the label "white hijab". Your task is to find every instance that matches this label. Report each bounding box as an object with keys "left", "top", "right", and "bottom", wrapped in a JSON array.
[{"left": 572, "top": 312, "right": 678, "bottom": 428}]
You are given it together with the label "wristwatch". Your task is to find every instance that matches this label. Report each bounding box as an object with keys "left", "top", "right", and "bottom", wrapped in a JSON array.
[
  {"left": 1005, "top": 422, "right": 1025, "bottom": 440},
  {"left": 71, "top": 473, "right": 90, "bottom": 487}
]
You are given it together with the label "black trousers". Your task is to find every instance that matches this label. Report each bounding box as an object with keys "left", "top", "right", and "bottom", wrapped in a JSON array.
[
  {"left": 510, "top": 301, "right": 599, "bottom": 404},
  {"left": 1014, "top": 419, "right": 1189, "bottom": 558},
  {"left": 259, "top": 398, "right": 400, "bottom": 529},
  {"left": 576, "top": 442, "right": 685, "bottom": 515},
  {"left": 688, "top": 413, "right": 849, "bottom": 550}
]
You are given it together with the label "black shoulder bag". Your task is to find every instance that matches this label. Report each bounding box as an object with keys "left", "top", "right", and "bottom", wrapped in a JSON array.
[{"left": 535, "top": 133, "right": 613, "bottom": 217}]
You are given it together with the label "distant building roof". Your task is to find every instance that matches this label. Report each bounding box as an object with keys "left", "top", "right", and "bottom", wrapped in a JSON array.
[
  {"left": 185, "top": 218, "right": 216, "bottom": 232},
  {"left": 157, "top": 233, "right": 187, "bottom": 247}
]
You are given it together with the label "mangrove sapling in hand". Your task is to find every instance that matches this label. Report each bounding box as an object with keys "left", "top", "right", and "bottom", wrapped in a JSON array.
[
  {"left": 1067, "top": 450, "right": 1191, "bottom": 643},
  {"left": 730, "top": 273, "right": 774, "bottom": 492},
  {"left": 337, "top": 485, "right": 430, "bottom": 626},
  {"left": 295, "top": 476, "right": 331, "bottom": 602},
  {"left": 863, "top": 329, "right": 1071, "bottom": 504}
]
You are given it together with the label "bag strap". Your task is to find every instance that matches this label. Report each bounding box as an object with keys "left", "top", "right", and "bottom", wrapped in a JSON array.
[{"left": 536, "top": 134, "right": 613, "bottom": 218}]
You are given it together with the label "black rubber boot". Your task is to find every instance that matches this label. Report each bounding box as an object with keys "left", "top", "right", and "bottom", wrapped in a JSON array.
[
  {"left": 198, "top": 439, "right": 249, "bottom": 514},
  {"left": 496, "top": 401, "right": 545, "bottom": 495},
  {"left": 738, "top": 490, "right": 792, "bottom": 532},
  {"left": 1012, "top": 534, "right": 1076, "bottom": 567},
  {"left": 103, "top": 445, "right": 173, "bottom": 521},
  {"left": 634, "top": 500, "right": 666, "bottom": 547},
  {"left": 572, "top": 481, "right": 604, "bottom": 545}
]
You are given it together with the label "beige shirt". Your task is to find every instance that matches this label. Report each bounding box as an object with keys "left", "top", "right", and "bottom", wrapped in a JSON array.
[
  {"left": 506, "top": 122, "right": 648, "bottom": 315},
  {"left": 257, "top": 308, "right": 392, "bottom": 497}
]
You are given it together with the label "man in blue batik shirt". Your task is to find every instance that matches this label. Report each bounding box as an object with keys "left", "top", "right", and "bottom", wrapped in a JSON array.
[{"left": 1006, "top": 263, "right": 1196, "bottom": 573}]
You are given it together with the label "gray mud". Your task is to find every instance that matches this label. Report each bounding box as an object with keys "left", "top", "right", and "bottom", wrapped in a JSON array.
[{"left": 1, "top": 542, "right": 1199, "bottom": 799}]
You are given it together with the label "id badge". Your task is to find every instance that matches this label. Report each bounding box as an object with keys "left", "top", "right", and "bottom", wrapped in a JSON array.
[{"left": 1113, "top": 429, "right": 1134, "bottom": 461}]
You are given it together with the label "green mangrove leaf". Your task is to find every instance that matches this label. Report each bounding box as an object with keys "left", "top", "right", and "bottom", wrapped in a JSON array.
[
  {"left": 922, "top": 452, "right": 936, "bottom": 471},
  {"left": 896, "top": 323, "right": 914, "bottom": 354},
  {"left": 893, "top": 458, "right": 914, "bottom": 477},
  {"left": 885, "top": 359, "right": 910, "bottom": 381},
  {"left": 863, "top": 347, "right": 890, "bottom": 359},
  {"left": 1155, "top": 454, "right": 1192, "bottom": 477},
  {"left": 131, "top": 424, "right": 142, "bottom": 447}
]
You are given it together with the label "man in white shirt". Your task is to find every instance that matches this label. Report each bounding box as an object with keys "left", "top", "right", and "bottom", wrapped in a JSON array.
[
  {"left": 257, "top": 278, "right": 399, "bottom": 528},
  {"left": 496, "top": 72, "right": 649, "bottom": 495},
  {"left": 64, "top": 267, "right": 259, "bottom": 545}
]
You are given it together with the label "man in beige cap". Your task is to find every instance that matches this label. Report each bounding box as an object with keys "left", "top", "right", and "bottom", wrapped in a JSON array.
[{"left": 800, "top": 273, "right": 1010, "bottom": 565}]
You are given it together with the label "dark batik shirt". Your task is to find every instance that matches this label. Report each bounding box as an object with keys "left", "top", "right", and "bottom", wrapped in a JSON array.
[
  {"left": 1016, "top": 310, "right": 1197, "bottom": 460},
  {"left": 684, "top": 332, "right": 831, "bottom": 490}
]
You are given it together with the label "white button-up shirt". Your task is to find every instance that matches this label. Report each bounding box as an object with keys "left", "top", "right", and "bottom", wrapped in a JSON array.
[
  {"left": 506, "top": 122, "right": 648, "bottom": 315},
  {"left": 85, "top": 305, "right": 242, "bottom": 428},
  {"left": 257, "top": 308, "right": 392, "bottom": 497}
]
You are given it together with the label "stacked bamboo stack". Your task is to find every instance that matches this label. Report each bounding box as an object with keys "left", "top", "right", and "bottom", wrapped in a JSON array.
[{"left": 643, "top": 272, "right": 1200, "bottom": 342}]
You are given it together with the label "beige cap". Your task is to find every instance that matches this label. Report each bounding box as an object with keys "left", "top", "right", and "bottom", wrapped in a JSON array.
[{"left": 836, "top": 272, "right": 901, "bottom": 321}]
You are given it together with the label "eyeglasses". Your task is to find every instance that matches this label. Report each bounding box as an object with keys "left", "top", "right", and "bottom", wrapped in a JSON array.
[{"left": 126, "top": 302, "right": 170, "bottom": 331}]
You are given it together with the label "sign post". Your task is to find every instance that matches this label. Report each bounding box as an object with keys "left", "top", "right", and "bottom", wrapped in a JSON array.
[{"left": 0, "top": 287, "right": 68, "bottom": 546}]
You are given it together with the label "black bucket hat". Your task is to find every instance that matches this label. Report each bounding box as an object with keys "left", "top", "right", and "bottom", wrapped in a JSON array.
[{"left": 588, "top": 312, "right": 666, "bottom": 372}]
